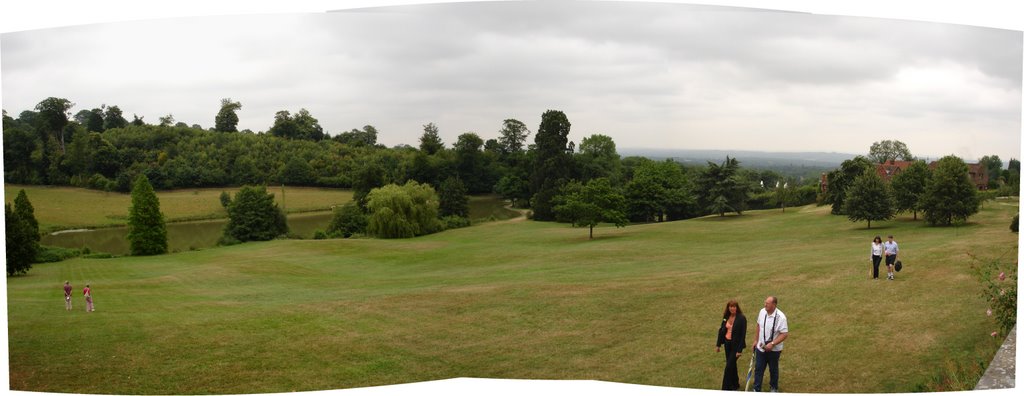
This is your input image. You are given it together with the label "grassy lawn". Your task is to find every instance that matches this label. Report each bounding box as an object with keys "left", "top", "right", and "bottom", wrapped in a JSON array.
[
  {"left": 5, "top": 201, "right": 1017, "bottom": 394},
  {"left": 3, "top": 185, "right": 354, "bottom": 233}
]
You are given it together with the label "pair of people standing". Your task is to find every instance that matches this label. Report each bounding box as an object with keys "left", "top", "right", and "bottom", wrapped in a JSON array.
[
  {"left": 63, "top": 281, "right": 94, "bottom": 312},
  {"left": 716, "top": 296, "right": 789, "bottom": 392},
  {"left": 869, "top": 235, "right": 899, "bottom": 280}
]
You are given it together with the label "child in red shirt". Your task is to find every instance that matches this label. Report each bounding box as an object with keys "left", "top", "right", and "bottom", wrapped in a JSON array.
[{"left": 83, "top": 284, "right": 94, "bottom": 312}]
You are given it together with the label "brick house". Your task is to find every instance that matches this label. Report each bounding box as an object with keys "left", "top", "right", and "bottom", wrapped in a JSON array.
[{"left": 819, "top": 159, "right": 989, "bottom": 192}]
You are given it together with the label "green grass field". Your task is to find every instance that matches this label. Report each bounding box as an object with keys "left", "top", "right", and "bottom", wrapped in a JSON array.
[
  {"left": 5, "top": 200, "right": 1017, "bottom": 394},
  {"left": 3, "top": 185, "right": 355, "bottom": 233}
]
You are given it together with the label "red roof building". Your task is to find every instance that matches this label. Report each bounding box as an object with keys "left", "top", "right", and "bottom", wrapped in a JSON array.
[
  {"left": 881, "top": 160, "right": 988, "bottom": 190},
  {"left": 820, "top": 159, "right": 989, "bottom": 192}
]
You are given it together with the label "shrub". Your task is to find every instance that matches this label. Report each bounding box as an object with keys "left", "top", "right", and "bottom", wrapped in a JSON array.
[
  {"left": 34, "top": 245, "right": 83, "bottom": 263},
  {"left": 440, "top": 215, "right": 471, "bottom": 230},
  {"left": 83, "top": 253, "right": 117, "bottom": 259},
  {"left": 217, "top": 234, "right": 242, "bottom": 246},
  {"left": 746, "top": 191, "right": 773, "bottom": 210},
  {"left": 970, "top": 254, "right": 1017, "bottom": 336},
  {"left": 223, "top": 185, "right": 289, "bottom": 242},
  {"left": 327, "top": 202, "right": 368, "bottom": 238},
  {"left": 87, "top": 173, "right": 115, "bottom": 191},
  {"left": 219, "top": 191, "right": 232, "bottom": 208}
]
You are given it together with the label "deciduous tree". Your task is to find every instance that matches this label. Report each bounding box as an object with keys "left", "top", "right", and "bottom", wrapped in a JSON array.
[
  {"left": 278, "top": 156, "right": 316, "bottom": 185},
  {"left": 438, "top": 176, "right": 469, "bottom": 218},
  {"left": 34, "top": 97, "right": 74, "bottom": 152},
  {"left": 868, "top": 140, "right": 913, "bottom": 163},
  {"left": 822, "top": 156, "right": 874, "bottom": 215},
  {"left": 495, "top": 174, "right": 530, "bottom": 208},
  {"left": 215, "top": 98, "right": 242, "bottom": 132},
  {"left": 576, "top": 134, "right": 621, "bottom": 182},
  {"left": 497, "top": 118, "right": 530, "bottom": 155},
  {"left": 554, "top": 178, "right": 628, "bottom": 239},
  {"left": 270, "top": 109, "right": 325, "bottom": 141},
  {"left": 921, "top": 155, "right": 980, "bottom": 226},
  {"left": 365, "top": 181, "right": 442, "bottom": 238},
  {"left": 890, "top": 160, "right": 930, "bottom": 220},
  {"left": 979, "top": 155, "right": 1003, "bottom": 189},
  {"left": 103, "top": 105, "right": 128, "bottom": 130},
  {"left": 844, "top": 170, "right": 895, "bottom": 228}
]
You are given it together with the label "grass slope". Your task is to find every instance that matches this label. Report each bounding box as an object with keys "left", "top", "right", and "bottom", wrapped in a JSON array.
[
  {"left": 3, "top": 185, "right": 354, "bottom": 232},
  {"left": 6, "top": 201, "right": 1017, "bottom": 394}
]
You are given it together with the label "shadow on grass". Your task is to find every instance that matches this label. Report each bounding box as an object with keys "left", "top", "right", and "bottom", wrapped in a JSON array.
[
  {"left": 845, "top": 220, "right": 983, "bottom": 232},
  {"left": 695, "top": 213, "right": 749, "bottom": 222}
]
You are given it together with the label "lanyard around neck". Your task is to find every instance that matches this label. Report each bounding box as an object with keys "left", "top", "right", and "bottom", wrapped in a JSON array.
[{"left": 763, "top": 311, "right": 778, "bottom": 344}]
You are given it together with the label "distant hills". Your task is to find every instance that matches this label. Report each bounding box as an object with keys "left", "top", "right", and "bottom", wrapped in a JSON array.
[{"left": 620, "top": 148, "right": 857, "bottom": 169}]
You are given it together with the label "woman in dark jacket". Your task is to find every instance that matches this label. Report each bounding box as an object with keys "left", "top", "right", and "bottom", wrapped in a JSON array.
[{"left": 716, "top": 299, "right": 747, "bottom": 390}]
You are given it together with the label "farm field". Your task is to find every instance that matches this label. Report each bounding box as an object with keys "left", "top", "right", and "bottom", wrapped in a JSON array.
[
  {"left": 3, "top": 184, "right": 355, "bottom": 233},
  {"left": 5, "top": 201, "right": 1018, "bottom": 394}
]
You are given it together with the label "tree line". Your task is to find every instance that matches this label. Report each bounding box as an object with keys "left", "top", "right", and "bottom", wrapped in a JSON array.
[
  {"left": 3, "top": 97, "right": 821, "bottom": 226},
  {"left": 823, "top": 140, "right": 1019, "bottom": 228},
  {"left": 7, "top": 98, "right": 1016, "bottom": 272}
]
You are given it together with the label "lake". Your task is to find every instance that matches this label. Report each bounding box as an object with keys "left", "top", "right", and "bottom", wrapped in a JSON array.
[{"left": 41, "top": 211, "right": 334, "bottom": 255}]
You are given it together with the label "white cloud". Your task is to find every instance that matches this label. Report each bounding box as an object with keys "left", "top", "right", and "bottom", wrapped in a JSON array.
[{"left": 1, "top": 1, "right": 1020, "bottom": 161}]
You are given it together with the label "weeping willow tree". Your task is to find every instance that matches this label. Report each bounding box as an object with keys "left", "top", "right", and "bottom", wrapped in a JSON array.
[{"left": 366, "top": 181, "right": 442, "bottom": 238}]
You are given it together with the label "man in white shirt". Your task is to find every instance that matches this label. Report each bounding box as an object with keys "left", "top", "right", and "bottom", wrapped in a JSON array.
[
  {"left": 883, "top": 235, "right": 899, "bottom": 280},
  {"left": 753, "top": 295, "right": 789, "bottom": 392}
]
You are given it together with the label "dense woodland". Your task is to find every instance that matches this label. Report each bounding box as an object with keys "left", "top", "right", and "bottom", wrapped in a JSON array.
[
  {"left": 4, "top": 96, "right": 1020, "bottom": 271},
  {"left": 3, "top": 97, "right": 821, "bottom": 224}
]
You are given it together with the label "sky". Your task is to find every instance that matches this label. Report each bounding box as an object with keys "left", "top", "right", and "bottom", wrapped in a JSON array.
[{"left": 1, "top": 1, "right": 1022, "bottom": 163}]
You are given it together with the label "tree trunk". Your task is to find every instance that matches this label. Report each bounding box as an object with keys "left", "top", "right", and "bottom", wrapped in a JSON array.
[
  {"left": 913, "top": 210, "right": 917, "bottom": 220},
  {"left": 589, "top": 225, "right": 594, "bottom": 239},
  {"left": 868, "top": 219, "right": 871, "bottom": 228}
]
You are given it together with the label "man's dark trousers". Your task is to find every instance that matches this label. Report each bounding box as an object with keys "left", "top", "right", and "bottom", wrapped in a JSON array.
[{"left": 753, "top": 349, "right": 781, "bottom": 392}]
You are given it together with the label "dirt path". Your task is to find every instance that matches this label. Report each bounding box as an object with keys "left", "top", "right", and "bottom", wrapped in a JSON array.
[{"left": 503, "top": 205, "right": 529, "bottom": 223}]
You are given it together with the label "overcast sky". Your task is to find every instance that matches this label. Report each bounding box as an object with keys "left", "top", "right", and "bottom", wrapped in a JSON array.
[{"left": 1, "top": 1, "right": 1021, "bottom": 162}]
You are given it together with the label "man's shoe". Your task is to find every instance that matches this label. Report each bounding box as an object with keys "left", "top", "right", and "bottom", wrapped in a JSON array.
[{"left": 770, "top": 388, "right": 778, "bottom": 392}]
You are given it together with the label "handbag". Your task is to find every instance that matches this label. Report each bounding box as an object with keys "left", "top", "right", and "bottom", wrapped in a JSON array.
[{"left": 895, "top": 260, "right": 903, "bottom": 272}]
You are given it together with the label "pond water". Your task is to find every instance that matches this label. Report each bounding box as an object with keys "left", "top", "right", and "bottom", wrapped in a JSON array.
[{"left": 41, "top": 212, "right": 333, "bottom": 255}]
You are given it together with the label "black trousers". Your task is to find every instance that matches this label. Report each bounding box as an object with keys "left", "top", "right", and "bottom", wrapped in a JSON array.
[
  {"left": 872, "top": 255, "right": 882, "bottom": 278},
  {"left": 722, "top": 342, "right": 741, "bottom": 390}
]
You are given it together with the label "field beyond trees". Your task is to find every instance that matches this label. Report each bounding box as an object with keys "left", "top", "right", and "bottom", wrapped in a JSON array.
[
  {"left": 5, "top": 201, "right": 1017, "bottom": 394},
  {"left": 3, "top": 184, "right": 354, "bottom": 233}
]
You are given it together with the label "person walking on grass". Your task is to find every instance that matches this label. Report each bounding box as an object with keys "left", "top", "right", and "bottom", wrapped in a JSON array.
[
  {"left": 716, "top": 299, "right": 748, "bottom": 390},
  {"left": 63, "top": 281, "right": 73, "bottom": 311},
  {"left": 753, "top": 296, "right": 789, "bottom": 392},
  {"left": 83, "top": 284, "right": 94, "bottom": 312},
  {"left": 870, "top": 236, "right": 883, "bottom": 279},
  {"left": 884, "top": 235, "right": 899, "bottom": 280}
]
